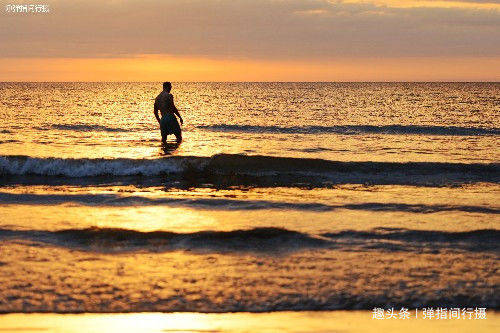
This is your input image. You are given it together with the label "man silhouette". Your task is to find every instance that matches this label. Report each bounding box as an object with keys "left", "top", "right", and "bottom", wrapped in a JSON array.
[{"left": 154, "top": 82, "right": 183, "bottom": 144}]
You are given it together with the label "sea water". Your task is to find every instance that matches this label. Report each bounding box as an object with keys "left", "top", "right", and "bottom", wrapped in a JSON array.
[{"left": 0, "top": 82, "right": 498, "bottom": 312}]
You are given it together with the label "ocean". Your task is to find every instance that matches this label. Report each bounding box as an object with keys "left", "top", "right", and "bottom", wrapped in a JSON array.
[{"left": 0, "top": 82, "right": 498, "bottom": 312}]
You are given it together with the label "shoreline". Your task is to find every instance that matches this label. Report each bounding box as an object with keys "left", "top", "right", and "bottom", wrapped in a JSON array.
[{"left": 0, "top": 311, "right": 498, "bottom": 333}]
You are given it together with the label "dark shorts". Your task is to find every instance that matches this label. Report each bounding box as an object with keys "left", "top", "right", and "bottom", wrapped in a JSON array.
[{"left": 160, "top": 113, "right": 181, "bottom": 138}]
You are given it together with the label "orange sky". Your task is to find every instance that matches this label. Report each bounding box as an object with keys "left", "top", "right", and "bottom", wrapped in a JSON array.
[
  {"left": 1, "top": 0, "right": 499, "bottom": 81},
  {"left": 1, "top": 55, "right": 499, "bottom": 82}
]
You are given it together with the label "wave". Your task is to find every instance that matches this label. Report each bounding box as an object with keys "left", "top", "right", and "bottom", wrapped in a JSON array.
[
  {"left": 0, "top": 154, "right": 500, "bottom": 186},
  {"left": 34, "top": 124, "right": 135, "bottom": 132},
  {"left": 0, "top": 155, "right": 193, "bottom": 177},
  {"left": 27, "top": 124, "right": 500, "bottom": 135},
  {"left": 198, "top": 124, "right": 500, "bottom": 136},
  {"left": 0, "top": 227, "right": 497, "bottom": 254},
  {"left": 1, "top": 154, "right": 498, "bottom": 186},
  {"left": 0, "top": 192, "right": 337, "bottom": 211},
  {"left": 0, "top": 227, "right": 326, "bottom": 253},
  {"left": 322, "top": 227, "right": 499, "bottom": 252},
  {"left": 0, "top": 139, "right": 20, "bottom": 144},
  {"left": 1, "top": 192, "right": 498, "bottom": 214}
]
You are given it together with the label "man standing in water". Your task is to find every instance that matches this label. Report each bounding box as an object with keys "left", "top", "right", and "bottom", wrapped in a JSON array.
[{"left": 154, "top": 82, "right": 183, "bottom": 144}]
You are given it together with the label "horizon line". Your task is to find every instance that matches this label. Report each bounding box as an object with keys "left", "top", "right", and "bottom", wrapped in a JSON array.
[{"left": 1, "top": 81, "right": 499, "bottom": 84}]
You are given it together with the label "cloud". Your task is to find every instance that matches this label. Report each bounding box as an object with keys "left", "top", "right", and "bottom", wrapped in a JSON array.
[{"left": 0, "top": 0, "right": 499, "bottom": 59}]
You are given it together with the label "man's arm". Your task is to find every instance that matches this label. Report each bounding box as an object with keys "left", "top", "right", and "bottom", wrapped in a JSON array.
[
  {"left": 171, "top": 97, "right": 183, "bottom": 125},
  {"left": 153, "top": 100, "right": 161, "bottom": 124}
]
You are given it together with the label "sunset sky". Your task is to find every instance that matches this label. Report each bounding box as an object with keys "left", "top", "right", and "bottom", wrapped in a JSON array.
[{"left": 1, "top": 0, "right": 499, "bottom": 81}]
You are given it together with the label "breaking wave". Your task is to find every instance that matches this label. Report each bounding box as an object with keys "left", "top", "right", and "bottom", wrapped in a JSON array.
[
  {"left": 1, "top": 154, "right": 498, "bottom": 186},
  {"left": 0, "top": 155, "right": 193, "bottom": 177},
  {"left": 198, "top": 124, "right": 500, "bottom": 136}
]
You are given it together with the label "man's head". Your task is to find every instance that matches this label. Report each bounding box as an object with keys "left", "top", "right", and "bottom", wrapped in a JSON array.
[{"left": 163, "top": 81, "right": 172, "bottom": 92}]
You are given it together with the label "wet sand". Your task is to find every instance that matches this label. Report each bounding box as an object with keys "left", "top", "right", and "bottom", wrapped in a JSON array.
[{"left": 0, "top": 311, "right": 498, "bottom": 333}]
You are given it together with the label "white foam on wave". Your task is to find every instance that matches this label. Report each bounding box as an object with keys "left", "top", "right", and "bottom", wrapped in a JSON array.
[{"left": 0, "top": 156, "right": 192, "bottom": 177}]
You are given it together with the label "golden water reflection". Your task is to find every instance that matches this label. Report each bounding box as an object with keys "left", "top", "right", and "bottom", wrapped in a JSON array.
[{"left": 0, "top": 311, "right": 498, "bottom": 333}]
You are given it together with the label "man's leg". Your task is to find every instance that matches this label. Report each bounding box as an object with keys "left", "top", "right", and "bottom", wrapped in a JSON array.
[
  {"left": 160, "top": 117, "right": 167, "bottom": 144},
  {"left": 175, "top": 133, "right": 182, "bottom": 143}
]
